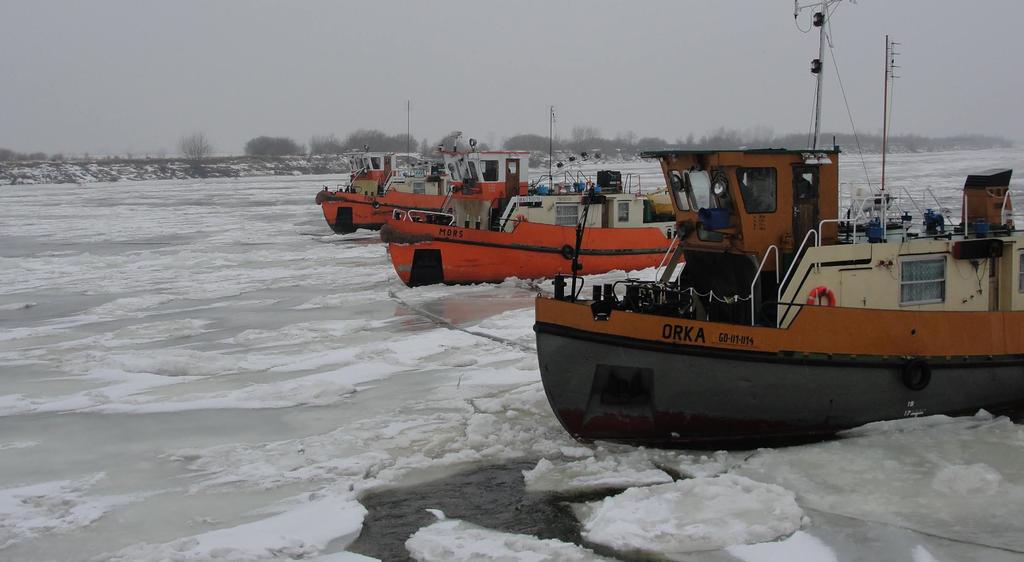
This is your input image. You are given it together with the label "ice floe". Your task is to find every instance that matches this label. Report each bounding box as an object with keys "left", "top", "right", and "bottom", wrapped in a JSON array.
[
  {"left": 576, "top": 475, "right": 805, "bottom": 557},
  {"left": 726, "top": 530, "right": 837, "bottom": 562},
  {"left": 736, "top": 411, "right": 1024, "bottom": 552},
  {"left": 0, "top": 473, "right": 146, "bottom": 549},
  {"left": 523, "top": 453, "right": 673, "bottom": 494},
  {"left": 101, "top": 494, "right": 366, "bottom": 561},
  {"left": 406, "top": 516, "right": 612, "bottom": 562}
]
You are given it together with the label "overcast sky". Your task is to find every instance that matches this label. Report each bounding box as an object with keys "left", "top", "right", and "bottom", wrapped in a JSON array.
[{"left": 2, "top": 0, "right": 1022, "bottom": 155}]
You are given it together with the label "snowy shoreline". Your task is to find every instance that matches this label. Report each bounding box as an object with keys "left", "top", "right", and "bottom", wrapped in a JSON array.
[
  {"left": 3, "top": 144, "right": 1015, "bottom": 187},
  {"left": 0, "top": 155, "right": 352, "bottom": 186}
]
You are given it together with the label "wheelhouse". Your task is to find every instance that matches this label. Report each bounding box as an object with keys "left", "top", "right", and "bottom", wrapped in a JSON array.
[{"left": 634, "top": 148, "right": 1019, "bottom": 327}]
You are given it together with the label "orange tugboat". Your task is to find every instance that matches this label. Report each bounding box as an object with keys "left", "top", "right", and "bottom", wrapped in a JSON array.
[
  {"left": 315, "top": 151, "right": 450, "bottom": 233},
  {"left": 534, "top": 19, "right": 1024, "bottom": 447},
  {"left": 381, "top": 148, "right": 676, "bottom": 286},
  {"left": 536, "top": 149, "right": 1023, "bottom": 447}
]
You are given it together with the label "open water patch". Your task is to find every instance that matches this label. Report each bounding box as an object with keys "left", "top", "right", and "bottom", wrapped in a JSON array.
[{"left": 348, "top": 461, "right": 606, "bottom": 561}]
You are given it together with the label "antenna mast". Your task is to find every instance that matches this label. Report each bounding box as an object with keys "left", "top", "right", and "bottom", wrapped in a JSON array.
[
  {"left": 549, "top": 106, "right": 555, "bottom": 186},
  {"left": 881, "top": 36, "right": 898, "bottom": 194},
  {"left": 406, "top": 100, "right": 411, "bottom": 155},
  {"left": 795, "top": 0, "right": 842, "bottom": 150},
  {"left": 811, "top": 0, "right": 827, "bottom": 149}
]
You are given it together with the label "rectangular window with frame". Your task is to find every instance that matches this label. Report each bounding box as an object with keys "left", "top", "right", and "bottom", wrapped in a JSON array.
[
  {"left": 412, "top": 181, "right": 425, "bottom": 194},
  {"left": 618, "top": 201, "right": 630, "bottom": 222},
  {"left": 1018, "top": 252, "right": 1024, "bottom": 292},
  {"left": 669, "top": 171, "right": 691, "bottom": 211},
  {"left": 483, "top": 160, "right": 499, "bottom": 181},
  {"left": 555, "top": 204, "right": 579, "bottom": 226},
  {"left": 900, "top": 256, "right": 946, "bottom": 305},
  {"left": 737, "top": 167, "right": 777, "bottom": 213}
]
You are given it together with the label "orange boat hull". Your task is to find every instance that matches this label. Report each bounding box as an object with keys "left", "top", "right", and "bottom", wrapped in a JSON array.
[
  {"left": 383, "top": 219, "right": 672, "bottom": 286},
  {"left": 317, "top": 191, "right": 447, "bottom": 234}
]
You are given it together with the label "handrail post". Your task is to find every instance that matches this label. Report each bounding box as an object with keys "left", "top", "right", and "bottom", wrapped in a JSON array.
[
  {"left": 1001, "top": 190, "right": 1013, "bottom": 228},
  {"left": 749, "top": 244, "right": 780, "bottom": 327},
  {"left": 776, "top": 229, "right": 819, "bottom": 327}
]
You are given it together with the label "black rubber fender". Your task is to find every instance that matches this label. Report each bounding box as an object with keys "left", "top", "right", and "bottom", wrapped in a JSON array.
[
  {"left": 560, "top": 244, "right": 575, "bottom": 260},
  {"left": 901, "top": 359, "right": 931, "bottom": 391}
]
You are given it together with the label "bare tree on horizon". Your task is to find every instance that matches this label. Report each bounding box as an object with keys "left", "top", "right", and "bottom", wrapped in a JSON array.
[{"left": 178, "top": 133, "right": 212, "bottom": 167}]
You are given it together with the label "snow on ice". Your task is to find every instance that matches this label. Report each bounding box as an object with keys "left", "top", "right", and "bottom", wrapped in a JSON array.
[
  {"left": 1, "top": 152, "right": 1023, "bottom": 560},
  {"left": 575, "top": 474, "right": 806, "bottom": 557},
  {"left": 0, "top": 473, "right": 147, "bottom": 550},
  {"left": 407, "top": 516, "right": 612, "bottom": 562},
  {"left": 102, "top": 494, "right": 367, "bottom": 561}
]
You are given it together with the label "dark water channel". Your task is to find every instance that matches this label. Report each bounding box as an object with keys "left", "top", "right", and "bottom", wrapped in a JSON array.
[{"left": 348, "top": 461, "right": 609, "bottom": 561}]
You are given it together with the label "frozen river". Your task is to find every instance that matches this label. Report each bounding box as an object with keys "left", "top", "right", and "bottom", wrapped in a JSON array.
[{"left": 2, "top": 150, "right": 1024, "bottom": 561}]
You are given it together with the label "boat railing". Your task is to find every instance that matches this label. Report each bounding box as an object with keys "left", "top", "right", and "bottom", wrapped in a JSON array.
[
  {"left": 842, "top": 191, "right": 904, "bottom": 223},
  {"left": 817, "top": 218, "right": 860, "bottom": 246},
  {"left": 895, "top": 187, "right": 925, "bottom": 217},
  {"left": 923, "top": 187, "right": 953, "bottom": 216},
  {"left": 380, "top": 169, "right": 399, "bottom": 194},
  {"left": 1001, "top": 190, "right": 1014, "bottom": 226},
  {"left": 622, "top": 173, "right": 642, "bottom": 194},
  {"left": 440, "top": 185, "right": 456, "bottom": 212},
  {"left": 498, "top": 198, "right": 521, "bottom": 232},
  {"left": 749, "top": 244, "right": 780, "bottom": 326},
  {"left": 531, "top": 170, "right": 595, "bottom": 193},
  {"left": 776, "top": 228, "right": 820, "bottom": 326},
  {"left": 654, "top": 235, "right": 680, "bottom": 281},
  {"left": 392, "top": 208, "right": 455, "bottom": 225}
]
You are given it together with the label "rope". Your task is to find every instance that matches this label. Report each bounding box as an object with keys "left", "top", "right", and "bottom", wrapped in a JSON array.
[
  {"left": 827, "top": 24, "right": 873, "bottom": 189},
  {"left": 806, "top": 81, "right": 818, "bottom": 150},
  {"left": 387, "top": 288, "right": 537, "bottom": 353},
  {"left": 802, "top": 507, "right": 1024, "bottom": 556},
  {"left": 886, "top": 67, "right": 898, "bottom": 144}
]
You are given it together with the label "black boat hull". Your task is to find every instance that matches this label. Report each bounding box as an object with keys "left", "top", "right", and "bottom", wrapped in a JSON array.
[{"left": 535, "top": 323, "right": 1024, "bottom": 448}]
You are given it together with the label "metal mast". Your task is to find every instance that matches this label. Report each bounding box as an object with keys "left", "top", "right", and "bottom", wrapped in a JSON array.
[
  {"left": 548, "top": 106, "right": 555, "bottom": 186},
  {"left": 811, "top": 0, "right": 827, "bottom": 149},
  {"left": 881, "top": 36, "right": 898, "bottom": 194},
  {"left": 796, "top": 0, "right": 843, "bottom": 150}
]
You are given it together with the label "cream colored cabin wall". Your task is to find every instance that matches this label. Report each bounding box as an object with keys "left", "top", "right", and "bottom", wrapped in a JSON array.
[
  {"left": 1009, "top": 243, "right": 1024, "bottom": 311},
  {"left": 605, "top": 195, "right": 646, "bottom": 228},
  {"left": 451, "top": 199, "right": 493, "bottom": 226},
  {"left": 778, "top": 240, "right": 1003, "bottom": 325},
  {"left": 514, "top": 197, "right": 602, "bottom": 229},
  {"left": 511, "top": 194, "right": 675, "bottom": 234},
  {"left": 391, "top": 177, "right": 446, "bottom": 196}
]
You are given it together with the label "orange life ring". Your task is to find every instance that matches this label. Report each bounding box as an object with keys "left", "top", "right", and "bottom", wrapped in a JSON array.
[{"left": 806, "top": 286, "right": 836, "bottom": 307}]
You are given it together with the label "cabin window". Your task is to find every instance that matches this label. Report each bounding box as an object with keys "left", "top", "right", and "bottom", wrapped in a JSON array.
[
  {"left": 618, "top": 201, "right": 630, "bottom": 222},
  {"left": 371, "top": 157, "right": 382, "bottom": 170},
  {"left": 413, "top": 181, "right": 425, "bottom": 194},
  {"left": 689, "top": 171, "right": 712, "bottom": 210},
  {"left": 900, "top": 256, "right": 946, "bottom": 305},
  {"left": 669, "top": 171, "right": 691, "bottom": 211},
  {"left": 1018, "top": 252, "right": 1024, "bottom": 292},
  {"left": 483, "top": 160, "right": 499, "bottom": 181},
  {"left": 556, "top": 203, "right": 579, "bottom": 226},
  {"left": 468, "top": 161, "right": 480, "bottom": 180},
  {"left": 737, "top": 167, "right": 777, "bottom": 213}
]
